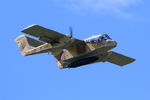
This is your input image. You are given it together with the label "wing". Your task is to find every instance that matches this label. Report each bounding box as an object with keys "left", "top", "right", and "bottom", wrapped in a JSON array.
[
  {"left": 21, "top": 24, "right": 68, "bottom": 43},
  {"left": 106, "top": 51, "right": 135, "bottom": 66}
]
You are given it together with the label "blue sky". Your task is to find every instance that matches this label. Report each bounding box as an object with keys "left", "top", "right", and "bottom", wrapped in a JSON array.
[{"left": 0, "top": 0, "right": 150, "bottom": 100}]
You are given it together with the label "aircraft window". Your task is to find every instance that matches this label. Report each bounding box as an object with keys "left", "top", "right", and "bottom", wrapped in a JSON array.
[
  {"left": 102, "top": 34, "right": 111, "bottom": 40},
  {"left": 99, "top": 35, "right": 110, "bottom": 41},
  {"left": 85, "top": 34, "right": 111, "bottom": 43}
]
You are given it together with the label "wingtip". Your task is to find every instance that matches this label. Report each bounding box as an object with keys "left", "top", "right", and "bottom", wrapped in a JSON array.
[
  {"left": 120, "top": 58, "right": 136, "bottom": 67},
  {"left": 20, "top": 24, "right": 38, "bottom": 32},
  {"left": 132, "top": 58, "right": 136, "bottom": 63}
]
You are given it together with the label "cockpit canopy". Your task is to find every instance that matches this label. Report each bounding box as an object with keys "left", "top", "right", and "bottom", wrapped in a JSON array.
[{"left": 84, "top": 34, "right": 111, "bottom": 43}]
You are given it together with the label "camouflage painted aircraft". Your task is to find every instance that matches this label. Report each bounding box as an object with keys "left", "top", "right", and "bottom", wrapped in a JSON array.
[{"left": 15, "top": 25, "right": 135, "bottom": 69}]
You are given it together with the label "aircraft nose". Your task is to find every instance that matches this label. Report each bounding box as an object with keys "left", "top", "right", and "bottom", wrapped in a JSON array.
[
  {"left": 106, "top": 39, "right": 117, "bottom": 47},
  {"left": 113, "top": 41, "right": 117, "bottom": 46}
]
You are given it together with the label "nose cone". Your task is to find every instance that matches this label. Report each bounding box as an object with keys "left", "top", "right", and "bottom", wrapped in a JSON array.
[{"left": 106, "top": 39, "right": 117, "bottom": 47}]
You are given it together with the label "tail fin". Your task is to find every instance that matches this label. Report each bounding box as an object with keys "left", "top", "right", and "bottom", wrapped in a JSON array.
[
  {"left": 15, "top": 35, "right": 31, "bottom": 56},
  {"left": 15, "top": 35, "right": 46, "bottom": 56}
]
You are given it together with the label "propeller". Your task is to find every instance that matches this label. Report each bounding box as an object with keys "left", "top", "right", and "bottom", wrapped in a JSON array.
[{"left": 69, "top": 27, "right": 73, "bottom": 38}]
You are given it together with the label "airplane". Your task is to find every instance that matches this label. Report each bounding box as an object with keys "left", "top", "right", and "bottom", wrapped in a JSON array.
[{"left": 15, "top": 24, "right": 135, "bottom": 69}]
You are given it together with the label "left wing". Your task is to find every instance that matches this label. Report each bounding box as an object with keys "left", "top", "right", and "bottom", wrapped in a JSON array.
[{"left": 105, "top": 51, "right": 135, "bottom": 66}]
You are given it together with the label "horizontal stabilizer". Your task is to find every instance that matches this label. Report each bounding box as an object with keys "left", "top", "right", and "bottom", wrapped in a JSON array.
[
  {"left": 106, "top": 51, "right": 135, "bottom": 66},
  {"left": 26, "top": 36, "right": 44, "bottom": 47}
]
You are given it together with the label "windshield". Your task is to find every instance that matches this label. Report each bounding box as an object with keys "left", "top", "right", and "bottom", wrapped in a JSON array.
[
  {"left": 101, "top": 34, "right": 111, "bottom": 40},
  {"left": 85, "top": 34, "right": 111, "bottom": 43}
]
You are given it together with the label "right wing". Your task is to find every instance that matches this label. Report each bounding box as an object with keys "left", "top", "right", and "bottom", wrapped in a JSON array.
[
  {"left": 21, "top": 24, "right": 68, "bottom": 43},
  {"left": 106, "top": 51, "right": 135, "bottom": 66}
]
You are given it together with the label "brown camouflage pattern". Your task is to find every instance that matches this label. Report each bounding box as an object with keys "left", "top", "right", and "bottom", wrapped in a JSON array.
[{"left": 15, "top": 25, "right": 135, "bottom": 68}]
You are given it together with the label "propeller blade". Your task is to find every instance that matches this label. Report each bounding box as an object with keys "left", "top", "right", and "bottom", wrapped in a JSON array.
[{"left": 69, "top": 27, "right": 73, "bottom": 38}]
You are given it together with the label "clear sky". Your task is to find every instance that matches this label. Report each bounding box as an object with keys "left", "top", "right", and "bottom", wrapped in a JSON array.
[{"left": 1, "top": 0, "right": 150, "bottom": 100}]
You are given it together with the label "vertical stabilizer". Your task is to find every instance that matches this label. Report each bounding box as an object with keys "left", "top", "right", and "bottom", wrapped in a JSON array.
[{"left": 15, "top": 35, "right": 31, "bottom": 56}]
